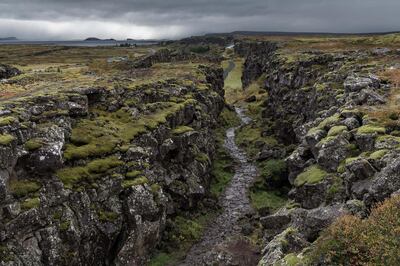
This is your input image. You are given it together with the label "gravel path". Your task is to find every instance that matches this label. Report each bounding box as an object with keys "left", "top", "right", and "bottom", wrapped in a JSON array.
[{"left": 178, "top": 107, "right": 259, "bottom": 266}]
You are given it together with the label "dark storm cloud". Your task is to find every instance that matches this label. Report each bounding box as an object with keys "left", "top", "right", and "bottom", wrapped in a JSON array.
[{"left": 0, "top": 0, "right": 399, "bottom": 40}]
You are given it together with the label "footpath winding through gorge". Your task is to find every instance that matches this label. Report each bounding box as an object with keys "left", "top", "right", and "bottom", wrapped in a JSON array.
[{"left": 180, "top": 105, "right": 259, "bottom": 265}]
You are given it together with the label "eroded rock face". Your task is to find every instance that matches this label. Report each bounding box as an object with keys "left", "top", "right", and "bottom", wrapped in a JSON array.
[
  {"left": 0, "top": 66, "right": 225, "bottom": 265},
  {"left": 238, "top": 40, "right": 398, "bottom": 264}
]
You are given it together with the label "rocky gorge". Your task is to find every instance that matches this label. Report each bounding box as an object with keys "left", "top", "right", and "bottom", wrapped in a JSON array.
[{"left": 1, "top": 33, "right": 400, "bottom": 265}]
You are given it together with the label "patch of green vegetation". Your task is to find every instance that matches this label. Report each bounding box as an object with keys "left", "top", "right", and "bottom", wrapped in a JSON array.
[
  {"left": 210, "top": 147, "right": 234, "bottom": 198},
  {"left": 250, "top": 190, "right": 287, "bottom": 212},
  {"left": 357, "top": 125, "right": 386, "bottom": 135},
  {"left": 327, "top": 126, "right": 348, "bottom": 137},
  {"left": 9, "top": 179, "right": 41, "bottom": 198},
  {"left": 318, "top": 114, "right": 340, "bottom": 130},
  {"left": 125, "top": 170, "right": 142, "bottom": 179},
  {"left": 256, "top": 159, "right": 287, "bottom": 187},
  {"left": 150, "top": 183, "right": 161, "bottom": 194},
  {"left": 171, "top": 126, "right": 194, "bottom": 135},
  {"left": 98, "top": 210, "right": 118, "bottom": 222},
  {"left": 0, "top": 245, "right": 13, "bottom": 262},
  {"left": 294, "top": 165, "right": 328, "bottom": 187},
  {"left": 60, "top": 221, "right": 70, "bottom": 231},
  {"left": 21, "top": 197, "right": 40, "bottom": 210},
  {"left": 326, "top": 176, "right": 344, "bottom": 202},
  {"left": 65, "top": 101, "right": 195, "bottom": 161},
  {"left": 369, "top": 149, "right": 389, "bottom": 160},
  {"left": 0, "top": 134, "right": 15, "bottom": 145},
  {"left": 122, "top": 176, "right": 149, "bottom": 188},
  {"left": 86, "top": 157, "right": 123, "bottom": 174},
  {"left": 224, "top": 59, "right": 243, "bottom": 91},
  {"left": 236, "top": 124, "right": 278, "bottom": 157},
  {"left": 195, "top": 152, "right": 209, "bottom": 163},
  {"left": 280, "top": 253, "right": 302, "bottom": 266},
  {"left": 0, "top": 116, "right": 17, "bottom": 126},
  {"left": 57, "top": 156, "right": 122, "bottom": 189},
  {"left": 56, "top": 166, "right": 91, "bottom": 189},
  {"left": 149, "top": 252, "right": 172, "bottom": 266},
  {"left": 25, "top": 139, "right": 43, "bottom": 151},
  {"left": 376, "top": 134, "right": 400, "bottom": 144},
  {"left": 218, "top": 108, "right": 241, "bottom": 128}
]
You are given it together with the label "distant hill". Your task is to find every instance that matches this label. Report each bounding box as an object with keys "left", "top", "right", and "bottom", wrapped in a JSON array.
[
  {"left": 205, "top": 30, "right": 400, "bottom": 37},
  {"left": 84, "top": 37, "right": 102, "bottom": 41},
  {"left": 0, "top": 37, "right": 18, "bottom": 41}
]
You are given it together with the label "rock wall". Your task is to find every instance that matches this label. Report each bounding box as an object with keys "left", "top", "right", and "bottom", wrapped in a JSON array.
[
  {"left": 239, "top": 41, "right": 400, "bottom": 264},
  {"left": 0, "top": 66, "right": 224, "bottom": 265}
]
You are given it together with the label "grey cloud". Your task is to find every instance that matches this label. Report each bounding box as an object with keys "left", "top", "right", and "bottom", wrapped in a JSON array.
[{"left": 0, "top": 0, "right": 399, "bottom": 40}]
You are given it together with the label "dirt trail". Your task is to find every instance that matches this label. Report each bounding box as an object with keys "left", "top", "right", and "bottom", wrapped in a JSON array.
[{"left": 178, "top": 106, "right": 259, "bottom": 265}]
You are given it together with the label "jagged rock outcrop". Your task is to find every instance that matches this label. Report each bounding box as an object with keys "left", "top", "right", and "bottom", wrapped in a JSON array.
[
  {"left": 0, "top": 66, "right": 224, "bottom": 265},
  {"left": 238, "top": 40, "right": 399, "bottom": 265}
]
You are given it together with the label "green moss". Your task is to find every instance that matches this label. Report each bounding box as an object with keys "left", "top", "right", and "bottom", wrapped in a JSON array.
[
  {"left": 9, "top": 179, "right": 41, "bottom": 198},
  {"left": 98, "top": 210, "right": 118, "bottom": 222},
  {"left": 151, "top": 183, "right": 161, "bottom": 194},
  {"left": 57, "top": 157, "right": 122, "bottom": 189},
  {"left": 210, "top": 149, "right": 234, "bottom": 198},
  {"left": 25, "top": 139, "right": 43, "bottom": 151},
  {"left": 171, "top": 126, "right": 194, "bottom": 135},
  {"left": 326, "top": 177, "right": 344, "bottom": 202},
  {"left": 345, "top": 157, "right": 359, "bottom": 165},
  {"left": 0, "top": 134, "right": 15, "bottom": 145},
  {"left": 195, "top": 152, "right": 209, "bottom": 163},
  {"left": 0, "top": 116, "right": 17, "bottom": 126},
  {"left": 294, "top": 165, "right": 328, "bottom": 187},
  {"left": 126, "top": 170, "right": 142, "bottom": 179},
  {"left": 87, "top": 157, "right": 123, "bottom": 174},
  {"left": 369, "top": 149, "right": 389, "bottom": 160},
  {"left": 327, "top": 126, "right": 348, "bottom": 137},
  {"left": 357, "top": 125, "right": 386, "bottom": 135},
  {"left": 318, "top": 114, "right": 340, "bottom": 129},
  {"left": 60, "top": 221, "right": 70, "bottom": 231},
  {"left": 21, "top": 197, "right": 40, "bottom": 210},
  {"left": 256, "top": 159, "right": 287, "bottom": 187},
  {"left": 281, "top": 253, "right": 302, "bottom": 266},
  {"left": 149, "top": 252, "right": 173, "bottom": 266},
  {"left": 65, "top": 101, "right": 195, "bottom": 161},
  {"left": 0, "top": 245, "right": 13, "bottom": 262},
  {"left": 250, "top": 190, "right": 287, "bottom": 212},
  {"left": 122, "top": 176, "right": 149, "bottom": 188},
  {"left": 236, "top": 124, "right": 278, "bottom": 157},
  {"left": 56, "top": 166, "right": 91, "bottom": 189}
]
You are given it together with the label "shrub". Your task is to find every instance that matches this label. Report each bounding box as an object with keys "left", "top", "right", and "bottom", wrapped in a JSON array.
[{"left": 310, "top": 195, "right": 400, "bottom": 265}]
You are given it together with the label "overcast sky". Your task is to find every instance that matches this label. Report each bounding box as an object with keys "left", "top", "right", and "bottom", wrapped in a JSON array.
[{"left": 0, "top": 0, "right": 399, "bottom": 40}]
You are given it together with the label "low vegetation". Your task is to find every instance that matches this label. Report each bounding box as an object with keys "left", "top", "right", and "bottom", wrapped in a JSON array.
[
  {"left": 294, "top": 165, "right": 328, "bottom": 187},
  {"left": 309, "top": 195, "right": 400, "bottom": 265}
]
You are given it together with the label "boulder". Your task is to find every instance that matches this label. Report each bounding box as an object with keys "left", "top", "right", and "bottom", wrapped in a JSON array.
[
  {"left": 316, "top": 135, "right": 351, "bottom": 172},
  {"left": 344, "top": 74, "right": 380, "bottom": 93},
  {"left": 0, "top": 64, "right": 21, "bottom": 79}
]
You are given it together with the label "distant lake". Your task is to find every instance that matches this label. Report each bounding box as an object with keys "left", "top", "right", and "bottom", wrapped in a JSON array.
[{"left": 0, "top": 40, "right": 159, "bottom": 47}]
